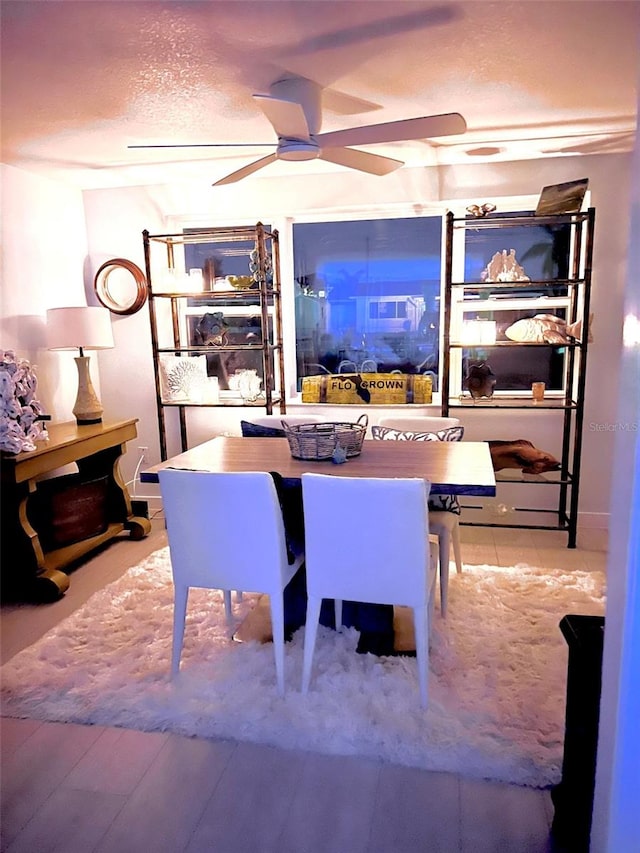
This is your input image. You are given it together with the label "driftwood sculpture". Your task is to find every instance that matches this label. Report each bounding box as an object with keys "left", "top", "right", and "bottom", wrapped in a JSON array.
[{"left": 488, "top": 439, "right": 560, "bottom": 474}]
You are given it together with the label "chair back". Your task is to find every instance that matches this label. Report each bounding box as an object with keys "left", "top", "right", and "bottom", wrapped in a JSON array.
[
  {"left": 244, "top": 414, "right": 325, "bottom": 429},
  {"left": 301, "top": 473, "right": 432, "bottom": 607},
  {"left": 158, "top": 469, "right": 291, "bottom": 593},
  {"left": 378, "top": 415, "right": 461, "bottom": 432}
]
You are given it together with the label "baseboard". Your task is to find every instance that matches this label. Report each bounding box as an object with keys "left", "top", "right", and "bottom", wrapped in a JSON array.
[{"left": 577, "top": 512, "right": 610, "bottom": 530}]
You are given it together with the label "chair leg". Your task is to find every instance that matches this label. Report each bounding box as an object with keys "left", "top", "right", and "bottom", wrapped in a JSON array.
[
  {"left": 335, "top": 599, "right": 343, "bottom": 631},
  {"left": 302, "top": 596, "right": 322, "bottom": 694},
  {"left": 269, "top": 593, "right": 286, "bottom": 697},
  {"left": 171, "top": 585, "right": 189, "bottom": 677},
  {"left": 412, "top": 604, "right": 429, "bottom": 709},
  {"left": 438, "top": 531, "right": 451, "bottom": 618},
  {"left": 223, "top": 590, "right": 233, "bottom": 621},
  {"left": 452, "top": 521, "right": 463, "bottom": 574}
]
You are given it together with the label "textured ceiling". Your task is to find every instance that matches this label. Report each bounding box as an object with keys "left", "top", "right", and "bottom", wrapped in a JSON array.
[{"left": 1, "top": 0, "right": 638, "bottom": 189}]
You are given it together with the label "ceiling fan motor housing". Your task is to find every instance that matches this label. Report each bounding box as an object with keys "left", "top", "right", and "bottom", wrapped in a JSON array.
[{"left": 277, "top": 139, "right": 320, "bottom": 161}]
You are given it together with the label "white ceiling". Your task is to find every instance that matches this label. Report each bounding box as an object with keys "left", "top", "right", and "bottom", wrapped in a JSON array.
[{"left": 1, "top": 0, "right": 638, "bottom": 190}]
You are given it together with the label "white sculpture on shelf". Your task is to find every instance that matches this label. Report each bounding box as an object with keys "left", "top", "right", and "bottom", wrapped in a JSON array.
[{"left": 482, "top": 249, "right": 530, "bottom": 283}]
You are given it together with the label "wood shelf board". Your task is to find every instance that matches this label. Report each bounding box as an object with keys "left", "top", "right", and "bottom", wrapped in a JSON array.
[
  {"left": 494, "top": 472, "right": 573, "bottom": 485},
  {"left": 151, "top": 290, "right": 278, "bottom": 301},
  {"left": 447, "top": 397, "right": 574, "bottom": 409},
  {"left": 448, "top": 341, "right": 581, "bottom": 348},
  {"left": 451, "top": 211, "right": 590, "bottom": 227},
  {"left": 146, "top": 226, "right": 278, "bottom": 244},
  {"left": 449, "top": 279, "right": 582, "bottom": 288}
]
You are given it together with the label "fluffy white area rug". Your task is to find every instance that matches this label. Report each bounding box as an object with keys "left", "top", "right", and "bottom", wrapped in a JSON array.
[{"left": 0, "top": 548, "right": 605, "bottom": 788}]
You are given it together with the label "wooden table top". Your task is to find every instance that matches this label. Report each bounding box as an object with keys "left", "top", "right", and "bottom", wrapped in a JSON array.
[
  {"left": 142, "top": 436, "right": 496, "bottom": 496},
  {"left": 1, "top": 419, "right": 140, "bottom": 484}
]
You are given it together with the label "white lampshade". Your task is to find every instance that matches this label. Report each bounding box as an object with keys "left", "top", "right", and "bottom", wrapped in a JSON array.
[
  {"left": 46, "top": 306, "right": 114, "bottom": 425},
  {"left": 46, "top": 306, "right": 114, "bottom": 352}
]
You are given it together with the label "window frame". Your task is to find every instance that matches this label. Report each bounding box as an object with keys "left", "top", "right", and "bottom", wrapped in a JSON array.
[{"left": 289, "top": 210, "right": 445, "bottom": 396}]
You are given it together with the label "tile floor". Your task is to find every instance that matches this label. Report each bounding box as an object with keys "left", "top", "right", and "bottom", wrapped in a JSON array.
[{"left": 1, "top": 519, "right": 607, "bottom": 853}]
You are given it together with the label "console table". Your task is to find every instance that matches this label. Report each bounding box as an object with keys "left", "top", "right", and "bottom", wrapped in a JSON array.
[{"left": 1, "top": 419, "right": 151, "bottom": 601}]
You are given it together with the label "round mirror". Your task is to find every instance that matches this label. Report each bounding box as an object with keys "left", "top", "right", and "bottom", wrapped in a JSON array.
[{"left": 94, "top": 258, "right": 148, "bottom": 315}]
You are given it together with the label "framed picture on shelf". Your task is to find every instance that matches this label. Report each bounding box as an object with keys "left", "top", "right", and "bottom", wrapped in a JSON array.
[{"left": 535, "top": 178, "right": 589, "bottom": 216}]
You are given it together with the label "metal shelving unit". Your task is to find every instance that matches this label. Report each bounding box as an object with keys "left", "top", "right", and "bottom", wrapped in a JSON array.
[
  {"left": 143, "top": 223, "right": 286, "bottom": 459},
  {"left": 442, "top": 208, "right": 595, "bottom": 547}
]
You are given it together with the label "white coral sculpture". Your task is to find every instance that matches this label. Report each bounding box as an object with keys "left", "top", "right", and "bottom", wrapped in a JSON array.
[{"left": 0, "top": 350, "right": 49, "bottom": 453}]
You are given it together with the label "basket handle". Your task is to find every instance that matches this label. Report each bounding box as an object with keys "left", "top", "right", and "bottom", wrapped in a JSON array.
[{"left": 356, "top": 413, "right": 369, "bottom": 428}]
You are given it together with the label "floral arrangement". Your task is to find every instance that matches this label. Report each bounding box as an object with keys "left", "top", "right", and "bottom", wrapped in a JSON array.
[{"left": 0, "top": 351, "right": 49, "bottom": 454}]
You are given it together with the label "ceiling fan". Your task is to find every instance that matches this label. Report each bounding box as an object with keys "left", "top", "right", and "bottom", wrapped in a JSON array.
[{"left": 129, "top": 76, "right": 467, "bottom": 186}]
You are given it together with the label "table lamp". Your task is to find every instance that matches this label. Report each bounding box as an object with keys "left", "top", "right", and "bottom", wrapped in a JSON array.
[{"left": 46, "top": 306, "right": 114, "bottom": 424}]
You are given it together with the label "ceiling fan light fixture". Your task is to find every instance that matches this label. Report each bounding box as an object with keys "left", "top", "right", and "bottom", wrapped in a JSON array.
[
  {"left": 466, "top": 146, "right": 504, "bottom": 157},
  {"left": 277, "top": 139, "right": 320, "bottom": 161}
]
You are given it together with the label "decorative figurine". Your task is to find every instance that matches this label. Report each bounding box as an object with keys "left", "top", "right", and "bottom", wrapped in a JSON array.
[
  {"left": 482, "top": 249, "right": 530, "bottom": 283},
  {"left": 0, "top": 351, "right": 49, "bottom": 453},
  {"left": 194, "top": 312, "right": 229, "bottom": 347},
  {"left": 464, "top": 361, "right": 497, "bottom": 399},
  {"left": 466, "top": 202, "right": 497, "bottom": 218}
]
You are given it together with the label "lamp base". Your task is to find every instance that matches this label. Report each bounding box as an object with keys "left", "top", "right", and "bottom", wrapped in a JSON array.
[
  {"left": 73, "top": 356, "right": 104, "bottom": 425},
  {"left": 76, "top": 416, "right": 104, "bottom": 425}
]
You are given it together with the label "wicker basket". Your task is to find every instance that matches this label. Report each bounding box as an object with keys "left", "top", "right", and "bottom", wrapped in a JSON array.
[{"left": 282, "top": 414, "right": 368, "bottom": 461}]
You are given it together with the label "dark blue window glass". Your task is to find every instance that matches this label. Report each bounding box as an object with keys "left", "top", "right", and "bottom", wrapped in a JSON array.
[{"left": 293, "top": 217, "right": 442, "bottom": 390}]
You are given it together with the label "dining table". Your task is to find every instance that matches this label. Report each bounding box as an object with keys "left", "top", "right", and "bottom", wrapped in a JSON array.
[
  {"left": 142, "top": 436, "right": 496, "bottom": 655},
  {"left": 141, "top": 436, "right": 496, "bottom": 496}
]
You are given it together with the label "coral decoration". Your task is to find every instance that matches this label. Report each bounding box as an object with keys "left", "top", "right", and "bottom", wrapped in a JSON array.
[{"left": 0, "top": 351, "right": 49, "bottom": 453}]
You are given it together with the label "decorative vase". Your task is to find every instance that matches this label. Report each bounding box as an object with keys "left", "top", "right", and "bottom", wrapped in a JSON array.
[{"left": 238, "top": 369, "right": 262, "bottom": 402}]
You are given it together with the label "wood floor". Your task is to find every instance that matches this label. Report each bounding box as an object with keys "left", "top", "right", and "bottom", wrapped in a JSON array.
[{"left": 1, "top": 518, "right": 607, "bottom": 853}]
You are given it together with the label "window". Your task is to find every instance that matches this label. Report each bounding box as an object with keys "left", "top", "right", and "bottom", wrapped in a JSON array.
[{"left": 292, "top": 216, "right": 442, "bottom": 390}]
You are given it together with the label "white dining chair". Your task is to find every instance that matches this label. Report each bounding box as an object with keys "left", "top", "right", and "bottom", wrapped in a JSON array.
[
  {"left": 300, "top": 473, "right": 438, "bottom": 708},
  {"left": 243, "top": 413, "right": 325, "bottom": 429},
  {"left": 378, "top": 415, "right": 461, "bottom": 432},
  {"left": 376, "top": 416, "right": 464, "bottom": 617},
  {"left": 158, "top": 468, "right": 304, "bottom": 695},
  {"left": 337, "top": 360, "right": 358, "bottom": 373}
]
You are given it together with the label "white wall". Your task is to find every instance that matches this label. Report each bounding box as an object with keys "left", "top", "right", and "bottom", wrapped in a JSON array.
[
  {"left": 591, "top": 119, "right": 640, "bottom": 852},
  {"left": 0, "top": 163, "right": 107, "bottom": 423},
  {"left": 79, "top": 153, "right": 632, "bottom": 525}
]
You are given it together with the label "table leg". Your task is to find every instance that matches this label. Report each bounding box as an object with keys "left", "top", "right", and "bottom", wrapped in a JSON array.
[{"left": 282, "top": 567, "right": 396, "bottom": 655}]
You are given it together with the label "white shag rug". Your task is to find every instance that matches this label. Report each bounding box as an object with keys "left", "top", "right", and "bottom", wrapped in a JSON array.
[{"left": 0, "top": 548, "right": 605, "bottom": 788}]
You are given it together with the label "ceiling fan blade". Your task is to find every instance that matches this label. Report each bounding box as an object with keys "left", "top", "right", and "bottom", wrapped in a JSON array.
[
  {"left": 253, "top": 94, "right": 311, "bottom": 140},
  {"left": 212, "top": 153, "right": 278, "bottom": 186},
  {"left": 318, "top": 113, "right": 467, "bottom": 147},
  {"left": 319, "top": 147, "right": 403, "bottom": 176},
  {"left": 322, "top": 88, "right": 381, "bottom": 116},
  {"left": 128, "top": 143, "right": 275, "bottom": 149}
]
